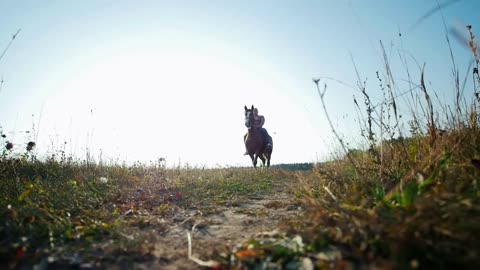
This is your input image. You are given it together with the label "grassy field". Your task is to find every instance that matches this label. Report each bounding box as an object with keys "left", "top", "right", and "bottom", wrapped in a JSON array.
[
  {"left": 0, "top": 159, "right": 303, "bottom": 269},
  {"left": 1, "top": 126, "right": 480, "bottom": 269}
]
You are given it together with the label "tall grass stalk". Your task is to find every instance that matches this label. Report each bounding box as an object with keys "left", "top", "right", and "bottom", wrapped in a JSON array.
[
  {"left": 290, "top": 22, "right": 480, "bottom": 269},
  {"left": 313, "top": 79, "right": 359, "bottom": 177}
]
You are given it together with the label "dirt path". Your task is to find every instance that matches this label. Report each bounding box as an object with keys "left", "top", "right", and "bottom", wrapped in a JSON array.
[{"left": 126, "top": 180, "right": 302, "bottom": 269}]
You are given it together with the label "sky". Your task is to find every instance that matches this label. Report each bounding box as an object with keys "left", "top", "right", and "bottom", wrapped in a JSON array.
[{"left": 0, "top": 0, "right": 479, "bottom": 167}]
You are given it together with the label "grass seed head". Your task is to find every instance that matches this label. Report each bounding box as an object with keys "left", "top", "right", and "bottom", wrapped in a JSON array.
[
  {"left": 5, "top": 141, "right": 13, "bottom": 150},
  {"left": 26, "top": 141, "right": 36, "bottom": 151}
]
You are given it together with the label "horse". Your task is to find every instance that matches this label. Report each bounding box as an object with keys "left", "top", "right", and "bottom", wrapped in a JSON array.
[{"left": 244, "top": 105, "right": 273, "bottom": 168}]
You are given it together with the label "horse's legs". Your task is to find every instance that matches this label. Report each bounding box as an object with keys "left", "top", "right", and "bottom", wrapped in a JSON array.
[
  {"left": 250, "top": 153, "right": 257, "bottom": 168},
  {"left": 253, "top": 154, "right": 260, "bottom": 168},
  {"left": 258, "top": 154, "right": 266, "bottom": 167}
]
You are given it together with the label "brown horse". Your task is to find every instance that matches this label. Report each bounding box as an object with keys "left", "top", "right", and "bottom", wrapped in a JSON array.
[{"left": 244, "top": 105, "right": 273, "bottom": 168}]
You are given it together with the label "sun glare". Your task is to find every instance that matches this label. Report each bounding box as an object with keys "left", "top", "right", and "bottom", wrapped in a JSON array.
[{"left": 36, "top": 44, "right": 310, "bottom": 166}]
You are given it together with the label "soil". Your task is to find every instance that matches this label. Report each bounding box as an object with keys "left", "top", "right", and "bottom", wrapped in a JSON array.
[{"left": 115, "top": 180, "right": 301, "bottom": 269}]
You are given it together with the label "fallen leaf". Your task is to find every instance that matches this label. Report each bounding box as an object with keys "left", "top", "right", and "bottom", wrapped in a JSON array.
[{"left": 235, "top": 249, "right": 257, "bottom": 259}]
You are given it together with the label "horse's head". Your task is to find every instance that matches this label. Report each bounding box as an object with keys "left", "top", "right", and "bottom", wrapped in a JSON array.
[{"left": 244, "top": 105, "right": 255, "bottom": 129}]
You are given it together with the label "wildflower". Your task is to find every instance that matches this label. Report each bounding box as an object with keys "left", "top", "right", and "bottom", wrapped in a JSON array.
[
  {"left": 26, "top": 141, "right": 36, "bottom": 151},
  {"left": 99, "top": 177, "right": 108, "bottom": 183},
  {"left": 5, "top": 141, "right": 13, "bottom": 150},
  {"left": 137, "top": 188, "right": 145, "bottom": 200}
]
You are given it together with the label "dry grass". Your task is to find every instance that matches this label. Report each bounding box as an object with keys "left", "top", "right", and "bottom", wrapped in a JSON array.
[{"left": 230, "top": 25, "right": 480, "bottom": 270}]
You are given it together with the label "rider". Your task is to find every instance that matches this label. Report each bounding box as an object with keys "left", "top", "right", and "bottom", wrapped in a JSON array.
[{"left": 244, "top": 107, "right": 273, "bottom": 155}]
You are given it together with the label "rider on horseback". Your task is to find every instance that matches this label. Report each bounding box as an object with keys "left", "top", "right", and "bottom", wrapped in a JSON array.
[{"left": 244, "top": 107, "right": 273, "bottom": 155}]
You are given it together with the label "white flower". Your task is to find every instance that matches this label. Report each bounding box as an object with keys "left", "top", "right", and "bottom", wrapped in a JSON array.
[{"left": 99, "top": 177, "right": 108, "bottom": 183}]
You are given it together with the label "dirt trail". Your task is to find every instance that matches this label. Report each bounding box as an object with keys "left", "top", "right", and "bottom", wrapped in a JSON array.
[{"left": 134, "top": 180, "right": 302, "bottom": 270}]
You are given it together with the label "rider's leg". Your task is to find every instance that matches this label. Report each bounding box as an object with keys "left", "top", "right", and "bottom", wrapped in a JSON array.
[{"left": 261, "top": 128, "right": 273, "bottom": 146}]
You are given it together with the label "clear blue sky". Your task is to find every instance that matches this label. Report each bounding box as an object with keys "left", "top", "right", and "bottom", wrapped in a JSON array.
[{"left": 0, "top": 0, "right": 478, "bottom": 167}]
